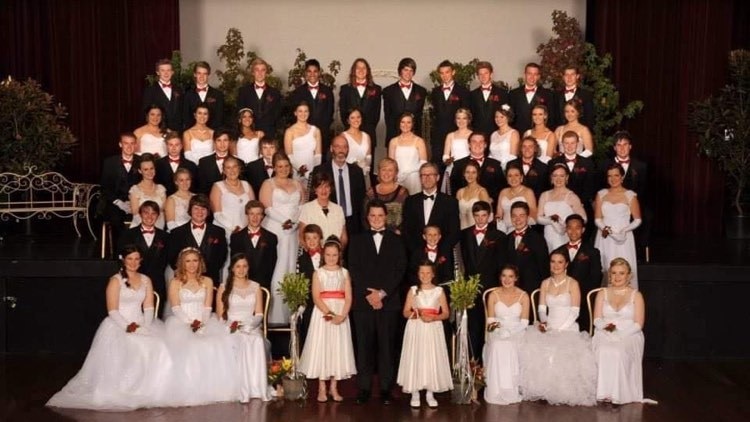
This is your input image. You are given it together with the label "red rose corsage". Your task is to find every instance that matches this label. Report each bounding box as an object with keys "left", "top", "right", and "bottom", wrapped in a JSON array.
[
  {"left": 126, "top": 322, "right": 139, "bottom": 333},
  {"left": 191, "top": 319, "right": 204, "bottom": 333}
]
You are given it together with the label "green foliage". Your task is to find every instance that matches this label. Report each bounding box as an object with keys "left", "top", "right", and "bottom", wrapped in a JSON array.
[
  {"left": 689, "top": 50, "right": 750, "bottom": 215},
  {"left": 286, "top": 48, "right": 341, "bottom": 90},
  {"left": 277, "top": 272, "right": 310, "bottom": 312},
  {"left": 537, "top": 10, "right": 644, "bottom": 157},
  {"left": 428, "top": 59, "right": 480, "bottom": 90},
  {"left": 448, "top": 273, "right": 482, "bottom": 311},
  {"left": 145, "top": 50, "right": 196, "bottom": 90},
  {"left": 0, "top": 77, "right": 77, "bottom": 173}
]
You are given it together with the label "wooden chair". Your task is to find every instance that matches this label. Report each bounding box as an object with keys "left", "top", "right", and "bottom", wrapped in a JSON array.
[
  {"left": 529, "top": 288, "right": 541, "bottom": 324},
  {"left": 260, "top": 287, "right": 271, "bottom": 337},
  {"left": 152, "top": 291, "right": 160, "bottom": 320},
  {"left": 482, "top": 287, "right": 499, "bottom": 340},
  {"left": 586, "top": 287, "right": 605, "bottom": 336}
]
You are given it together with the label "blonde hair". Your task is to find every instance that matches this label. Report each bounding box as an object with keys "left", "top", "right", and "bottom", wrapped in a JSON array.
[{"left": 175, "top": 248, "right": 207, "bottom": 284}]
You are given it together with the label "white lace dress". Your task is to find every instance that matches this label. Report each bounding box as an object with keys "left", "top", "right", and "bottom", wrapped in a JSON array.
[
  {"left": 483, "top": 294, "right": 527, "bottom": 405},
  {"left": 236, "top": 136, "right": 260, "bottom": 164},
  {"left": 394, "top": 144, "right": 422, "bottom": 196},
  {"left": 397, "top": 286, "right": 452, "bottom": 393},
  {"left": 298, "top": 267, "right": 357, "bottom": 380},
  {"left": 593, "top": 289, "right": 644, "bottom": 404},
  {"left": 185, "top": 138, "right": 214, "bottom": 165},
  {"left": 47, "top": 275, "right": 172, "bottom": 410},
  {"left": 489, "top": 130, "right": 518, "bottom": 170},
  {"left": 138, "top": 133, "right": 167, "bottom": 158},
  {"left": 129, "top": 184, "right": 167, "bottom": 229}
]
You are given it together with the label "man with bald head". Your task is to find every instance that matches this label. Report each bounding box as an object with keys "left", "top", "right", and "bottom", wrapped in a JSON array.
[{"left": 310, "top": 134, "right": 367, "bottom": 235}]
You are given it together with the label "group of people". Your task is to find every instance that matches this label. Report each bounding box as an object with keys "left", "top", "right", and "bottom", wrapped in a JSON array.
[{"left": 66, "top": 55, "right": 648, "bottom": 410}]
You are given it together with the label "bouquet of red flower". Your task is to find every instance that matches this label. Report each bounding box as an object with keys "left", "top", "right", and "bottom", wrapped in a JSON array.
[
  {"left": 229, "top": 320, "right": 243, "bottom": 334},
  {"left": 126, "top": 322, "right": 139, "bottom": 333},
  {"left": 190, "top": 319, "right": 204, "bottom": 333}
]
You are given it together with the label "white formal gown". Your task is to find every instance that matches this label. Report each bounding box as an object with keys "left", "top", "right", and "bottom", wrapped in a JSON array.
[
  {"left": 261, "top": 179, "right": 302, "bottom": 324},
  {"left": 483, "top": 294, "right": 527, "bottom": 405},
  {"left": 129, "top": 184, "right": 167, "bottom": 229},
  {"left": 47, "top": 275, "right": 172, "bottom": 410},
  {"left": 594, "top": 189, "right": 639, "bottom": 288},
  {"left": 166, "top": 194, "right": 193, "bottom": 232},
  {"left": 298, "top": 267, "right": 357, "bottom": 380},
  {"left": 538, "top": 191, "right": 581, "bottom": 251},
  {"left": 236, "top": 136, "right": 260, "bottom": 164},
  {"left": 498, "top": 195, "right": 527, "bottom": 234},
  {"left": 397, "top": 286, "right": 452, "bottom": 393},
  {"left": 441, "top": 137, "right": 470, "bottom": 193},
  {"left": 290, "top": 126, "right": 317, "bottom": 183},
  {"left": 138, "top": 133, "right": 167, "bottom": 158},
  {"left": 213, "top": 180, "right": 253, "bottom": 241},
  {"left": 458, "top": 197, "right": 479, "bottom": 230},
  {"left": 593, "top": 289, "right": 644, "bottom": 404},
  {"left": 489, "top": 130, "right": 517, "bottom": 170},
  {"left": 394, "top": 144, "right": 422, "bottom": 196},
  {"left": 185, "top": 138, "right": 214, "bottom": 165},
  {"left": 344, "top": 131, "right": 371, "bottom": 173}
]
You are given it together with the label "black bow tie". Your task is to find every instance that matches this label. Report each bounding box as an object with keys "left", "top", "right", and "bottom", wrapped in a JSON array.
[
  {"left": 423, "top": 193, "right": 435, "bottom": 201},
  {"left": 370, "top": 229, "right": 385, "bottom": 236}
]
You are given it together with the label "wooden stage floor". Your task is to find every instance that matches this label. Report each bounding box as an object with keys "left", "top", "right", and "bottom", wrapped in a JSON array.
[{"left": 2, "top": 354, "right": 749, "bottom": 422}]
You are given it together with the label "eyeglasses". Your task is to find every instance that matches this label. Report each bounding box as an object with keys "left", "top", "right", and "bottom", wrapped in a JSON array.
[{"left": 420, "top": 173, "right": 438, "bottom": 178}]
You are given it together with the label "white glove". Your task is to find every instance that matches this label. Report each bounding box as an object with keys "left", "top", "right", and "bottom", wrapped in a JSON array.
[
  {"left": 614, "top": 321, "right": 642, "bottom": 338},
  {"left": 594, "top": 317, "right": 608, "bottom": 330},
  {"left": 143, "top": 307, "right": 154, "bottom": 327},
  {"left": 166, "top": 220, "right": 180, "bottom": 231},
  {"left": 213, "top": 211, "right": 232, "bottom": 231},
  {"left": 108, "top": 310, "right": 131, "bottom": 330},
  {"left": 201, "top": 307, "right": 212, "bottom": 322},
  {"left": 622, "top": 218, "right": 642, "bottom": 233},
  {"left": 496, "top": 219, "right": 509, "bottom": 233},
  {"left": 248, "top": 314, "right": 264, "bottom": 330},
  {"left": 171, "top": 306, "right": 192, "bottom": 324},
  {"left": 313, "top": 154, "right": 322, "bottom": 167},
  {"left": 595, "top": 218, "right": 607, "bottom": 231},
  {"left": 537, "top": 305, "right": 548, "bottom": 323},
  {"left": 536, "top": 215, "right": 554, "bottom": 226},
  {"left": 364, "top": 154, "right": 372, "bottom": 169},
  {"left": 513, "top": 319, "right": 530, "bottom": 335},
  {"left": 580, "top": 150, "right": 593, "bottom": 158},
  {"left": 557, "top": 306, "right": 580, "bottom": 331},
  {"left": 113, "top": 199, "right": 132, "bottom": 214}
]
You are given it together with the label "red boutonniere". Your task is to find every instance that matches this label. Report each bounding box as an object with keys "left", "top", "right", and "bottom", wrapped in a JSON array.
[
  {"left": 206, "top": 97, "right": 216, "bottom": 104},
  {"left": 229, "top": 320, "right": 242, "bottom": 334},
  {"left": 173, "top": 91, "right": 180, "bottom": 98},
  {"left": 318, "top": 92, "right": 327, "bottom": 100},
  {"left": 154, "top": 240, "right": 165, "bottom": 249},
  {"left": 437, "top": 255, "right": 447, "bottom": 264},
  {"left": 576, "top": 253, "right": 589, "bottom": 262},
  {"left": 535, "top": 96, "right": 545, "bottom": 105},
  {"left": 486, "top": 166, "right": 496, "bottom": 173},
  {"left": 490, "top": 94, "right": 500, "bottom": 102},
  {"left": 258, "top": 241, "right": 267, "bottom": 248},
  {"left": 528, "top": 169, "right": 538, "bottom": 177},
  {"left": 517, "top": 242, "right": 530, "bottom": 253},
  {"left": 126, "top": 322, "right": 139, "bottom": 333},
  {"left": 573, "top": 167, "right": 587, "bottom": 174},
  {"left": 266, "top": 95, "right": 274, "bottom": 102},
  {"left": 630, "top": 169, "right": 638, "bottom": 177},
  {"left": 367, "top": 89, "right": 378, "bottom": 98},
  {"left": 414, "top": 93, "right": 422, "bottom": 101},
  {"left": 482, "top": 239, "right": 496, "bottom": 248},
  {"left": 208, "top": 236, "right": 220, "bottom": 245},
  {"left": 449, "top": 94, "right": 460, "bottom": 102}
]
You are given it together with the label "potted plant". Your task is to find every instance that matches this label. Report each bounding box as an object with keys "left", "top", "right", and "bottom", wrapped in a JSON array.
[
  {"left": 689, "top": 50, "right": 750, "bottom": 238},
  {"left": 267, "top": 357, "right": 293, "bottom": 398},
  {"left": 276, "top": 272, "right": 310, "bottom": 400},
  {"left": 447, "top": 272, "right": 482, "bottom": 404}
]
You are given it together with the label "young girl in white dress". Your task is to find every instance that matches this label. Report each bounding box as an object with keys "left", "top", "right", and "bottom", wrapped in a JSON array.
[
  {"left": 397, "top": 261, "right": 452, "bottom": 408},
  {"left": 388, "top": 112, "right": 428, "bottom": 196},
  {"left": 217, "top": 254, "right": 274, "bottom": 402},
  {"left": 284, "top": 101, "right": 322, "bottom": 183},
  {"left": 441, "top": 108, "right": 472, "bottom": 193},
  {"left": 233, "top": 108, "right": 265, "bottom": 164},
  {"left": 134, "top": 105, "right": 167, "bottom": 158},
  {"left": 47, "top": 246, "right": 172, "bottom": 410},
  {"left": 164, "top": 248, "right": 239, "bottom": 406},
  {"left": 483, "top": 265, "right": 530, "bottom": 405},
  {"left": 537, "top": 164, "right": 587, "bottom": 251},
  {"left": 523, "top": 104, "right": 557, "bottom": 163},
  {"left": 519, "top": 250, "right": 597, "bottom": 406},
  {"left": 183, "top": 105, "right": 215, "bottom": 164},
  {"left": 298, "top": 237, "right": 357, "bottom": 402},
  {"left": 129, "top": 153, "right": 167, "bottom": 229},
  {"left": 343, "top": 108, "right": 372, "bottom": 177},
  {"left": 593, "top": 257, "right": 645, "bottom": 404},
  {"left": 495, "top": 165, "right": 537, "bottom": 234},
  {"left": 489, "top": 107, "right": 519, "bottom": 170}
]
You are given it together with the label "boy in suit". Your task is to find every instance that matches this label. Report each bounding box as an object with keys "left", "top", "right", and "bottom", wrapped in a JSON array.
[
  {"left": 469, "top": 61, "right": 509, "bottom": 138},
  {"left": 100, "top": 132, "right": 142, "bottom": 248},
  {"left": 142, "top": 59, "right": 183, "bottom": 131},
  {"left": 382, "top": 58, "right": 427, "bottom": 146},
  {"left": 183, "top": 61, "right": 225, "bottom": 130},
  {"left": 289, "top": 59, "right": 335, "bottom": 153},
  {"left": 229, "top": 200, "right": 278, "bottom": 289},
  {"left": 430, "top": 60, "right": 470, "bottom": 165},
  {"left": 155, "top": 131, "right": 198, "bottom": 196},
  {"left": 505, "top": 201, "right": 549, "bottom": 292},
  {"left": 237, "top": 58, "right": 282, "bottom": 137}
]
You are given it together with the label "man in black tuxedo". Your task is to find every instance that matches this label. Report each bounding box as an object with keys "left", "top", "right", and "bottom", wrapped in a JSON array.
[
  {"left": 117, "top": 201, "right": 170, "bottom": 315},
  {"left": 100, "top": 133, "right": 142, "bottom": 247},
  {"left": 553, "top": 214, "right": 602, "bottom": 333},
  {"left": 506, "top": 136, "right": 550, "bottom": 198},
  {"left": 450, "top": 132, "right": 507, "bottom": 200},
  {"left": 553, "top": 65, "right": 595, "bottom": 129},
  {"left": 167, "top": 194, "right": 227, "bottom": 286},
  {"left": 237, "top": 58, "right": 282, "bottom": 137},
  {"left": 244, "top": 137, "right": 277, "bottom": 197},
  {"left": 309, "top": 135, "right": 367, "bottom": 236},
  {"left": 229, "top": 200, "right": 277, "bottom": 289},
  {"left": 508, "top": 63, "right": 554, "bottom": 134},
  {"left": 549, "top": 131, "right": 597, "bottom": 226},
  {"left": 382, "top": 57, "right": 428, "bottom": 146},
  {"left": 142, "top": 59, "right": 183, "bottom": 131},
  {"left": 350, "top": 200, "right": 407, "bottom": 405},
  {"left": 155, "top": 131, "right": 199, "bottom": 196},
  {"left": 430, "top": 60, "right": 470, "bottom": 165},
  {"left": 505, "top": 202, "right": 549, "bottom": 292},
  {"left": 460, "top": 201, "right": 507, "bottom": 356},
  {"left": 197, "top": 129, "right": 245, "bottom": 195},
  {"left": 339, "top": 58, "right": 382, "bottom": 149},
  {"left": 289, "top": 59, "right": 335, "bottom": 153},
  {"left": 183, "top": 61, "right": 225, "bottom": 130},
  {"left": 401, "top": 163, "right": 460, "bottom": 258},
  {"left": 469, "top": 61, "right": 509, "bottom": 138}
]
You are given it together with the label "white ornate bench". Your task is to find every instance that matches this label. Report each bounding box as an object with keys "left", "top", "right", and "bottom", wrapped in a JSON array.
[{"left": 0, "top": 166, "right": 98, "bottom": 238}]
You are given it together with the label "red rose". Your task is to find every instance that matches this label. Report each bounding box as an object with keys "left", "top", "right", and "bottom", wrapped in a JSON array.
[
  {"left": 174, "top": 92, "right": 180, "bottom": 98},
  {"left": 266, "top": 95, "right": 274, "bottom": 102},
  {"left": 229, "top": 320, "right": 241, "bottom": 333},
  {"left": 259, "top": 241, "right": 267, "bottom": 248},
  {"left": 576, "top": 253, "right": 589, "bottom": 261},
  {"left": 528, "top": 170, "right": 538, "bottom": 177},
  {"left": 486, "top": 166, "right": 496, "bottom": 173},
  {"left": 483, "top": 239, "right": 496, "bottom": 248},
  {"left": 318, "top": 93, "right": 327, "bottom": 100},
  {"left": 438, "top": 256, "right": 447, "bottom": 264},
  {"left": 367, "top": 89, "right": 377, "bottom": 97},
  {"left": 535, "top": 97, "right": 545, "bottom": 104},
  {"left": 449, "top": 95, "right": 460, "bottom": 102},
  {"left": 414, "top": 94, "right": 422, "bottom": 101},
  {"left": 574, "top": 167, "right": 587, "bottom": 174},
  {"left": 154, "top": 240, "right": 165, "bottom": 249},
  {"left": 207, "top": 97, "right": 216, "bottom": 104},
  {"left": 191, "top": 319, "right": 204, "bottom": 333},
  {"left": 126, "top": 322, "right": 139, "bottom": 333},
  {"left": 490, "top": 95, "right": 500, "bottom": 102},
  {"left": 209, "top": 237, "right": 219, "bottom": 245}
]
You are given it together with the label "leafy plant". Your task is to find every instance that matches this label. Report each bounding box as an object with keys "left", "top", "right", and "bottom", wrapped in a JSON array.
[
  {"left": 689, "top": 50, "right": 750, "bottom": 215},
  {"left": 277, "top": 272, "right": 310, "bottom": 379},
  {"left": 537, "top": 10, "right": 644, "bottom": 156},
  {"left": 0, "top": 77, "right": 77, "bottom": 173},
  {"left": 286, "top": 48, "right": 342, "bottom": 91},
  {"left": 448, "top": 273, "right": 482, "bottom": 311},
  {"left": 145, "top": 50, "right": 196, "bottom": 90},
  {"left": 447, "top": 272, "right": 482, "bottom": 404},
  {"left": 428, "top": 59, "right": 480, "bottom": 90}
]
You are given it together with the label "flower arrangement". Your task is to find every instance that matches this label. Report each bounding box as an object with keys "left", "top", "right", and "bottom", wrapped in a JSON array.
[
  {"left": 190, "top": 319, "right": 204, "bottom": 333},
  {"left": 447, "top": 273, "right": 482, "bottom": 404},
  {"left": 448, "top": 273, "right": 482, "bottom": 312},
  {"left": 277, "top": 272, "right": 310, "bottom": 380},
  {"left": 229, "top": 320, "right": 242, "bottom": 334},
  {"left": 267, "top": 357, "right": 294, "bottom": 387},
  {"left": 126, "top": 322, "right": 139, "bottom": 333}
]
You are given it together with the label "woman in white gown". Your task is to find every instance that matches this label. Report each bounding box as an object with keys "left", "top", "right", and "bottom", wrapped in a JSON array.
[
  {"left": 47, "top": 246, "right": 172, "bottom": 410},
  {"left": 259, "top": 153, "right": 305, "bottom": 324},
  {"left": 489, "top": 106, "right": 519, "bottom": 170},
  {"left": 537, "top": 163, "right": 587, "bottom": 251},
  {"left": 593, "top": 257, "right": 645, "bottom": 404},
  {"left": 455, "top": 161, "right": 492, "bottom": 229},
  {"left": 555, "top": 99, "right": 594, "bottom": 157},
  {"left": 594, "top": 164, "right": 642, "bottom": 288},
  {"left": 397, "top": 261, "right": 452, "bottom": 408},
  {"left": 233, "top": 108, "right": 265, "bottom": 164},
  {"left": 164, "top": 168, "right": 195, "bottom": 231},
  {"left": 388, "top": 112, "right": 428, "bottom": 196},
  {"left": 441, "top": 108, "right": 472, "bottom": 193},
  {"left": 217, "top": 254, "right": 274, "bottom": 402},
  {"left": 134, "top": 105, "right": 167, "bottom": 158},
  {"left": 522, "top": 104, "right": 557, "bottom": 163},
  {"left": 298, "top": 238, "right": 357, "bottom": 402},
  {"left": 343, "top": 108, "right": 372, "bottom": 178},
  {"left": 129, "top": 153, "right": 167, "bottom": 229},
  {"left": 165, "top": 248, "right": 239, "bottom": 406},
  {"left": 284, "top": 101, "right": 322, "bottom": 185},
  {"left": 211, "top": 156, "right": 255, "bottom": 239},
  {"left": 495, "top": 165, "right": 537, "bottom": 234},
  {"left": 483, "top": 265, "right": 530, "bottom": 405},
  {"left": 183, "top": 105, "right": 215, "bottom": 165},
  {"left": 519, "top": 250, "right": 597, "bottom": 406}
]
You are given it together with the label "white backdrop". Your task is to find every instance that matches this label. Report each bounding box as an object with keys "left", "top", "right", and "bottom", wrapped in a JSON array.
[{"left": 179, "top": 0, "right": 585, "bottom": 153}]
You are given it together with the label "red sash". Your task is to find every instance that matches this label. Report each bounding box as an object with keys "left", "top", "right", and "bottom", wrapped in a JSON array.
[
  {"left": 320, "top": 291, "right": 345, "bottom": 299},
  {"left": 418, "top": 308, "right": 440, "bottom": 316}
]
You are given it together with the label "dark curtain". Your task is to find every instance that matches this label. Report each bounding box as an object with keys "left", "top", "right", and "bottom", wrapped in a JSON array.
[
  {"left": 589, "top": 0, "right": 748, "bottom": 236},
  {"left": 0, "top": 0, "right": 180, "bottom": 183}
]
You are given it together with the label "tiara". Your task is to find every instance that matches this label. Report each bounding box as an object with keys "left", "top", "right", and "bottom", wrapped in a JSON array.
[
  {"left": 501, "top": 104, "right": 511, "bottom": 111},
  {"left": 180, "top": 246, "right": 201, "bottom": 254}
]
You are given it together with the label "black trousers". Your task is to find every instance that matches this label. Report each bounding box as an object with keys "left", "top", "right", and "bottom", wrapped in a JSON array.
[{"left": 352, "top": 309, "right": 400, "bottom": 392}]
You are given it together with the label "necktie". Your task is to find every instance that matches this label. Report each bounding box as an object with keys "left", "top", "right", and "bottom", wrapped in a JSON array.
[
  {"left": 523, "top": 160, "right": 532, "bottom": 166},
  {"left": 566, "top": 158, "right": 576, "bottom": 163},
  {"left": 196, "top": 87, "right": 207, "bottom": 92},
  {"left": 161, "top": 83, "right": 171, "bottom": 89},
  {"left": 524, "top": 87, "right": 535, "bottom": 93},
  {"left": 565, "top": 88, "right": 575, "bottom": 94},
  {"left": 400, "top": 83, "right": 411, "bottom": 89},
  {"left": 121, "top": 158, "right": 132, "bottom": 165},
  {"left": 473, "top": 227, "right": 486, "bottom": 235},
  {"left": 423, "top": 193, "right": 435, "bottom": 201},
  {"left": 371, "top": 229, "right": 384, "bottom": 236},
  {"left": 567, "top": 243, "right": 580, "bottom": 250},
  {"left": 192, "top": 223, "right": 205, "bottom": 230},
  {"left": 425, "top": 247, "right": 438, "bottom": 254},
  {"left": 255, "top": 84, "right": 265, "bottom": 90},
  {"left": 442, "top": 86, "right": 451, "bottom": 91},
  {"left": 264, "top": 164, "right": 273, "bottom": 170},
  {"left": 141, "top": 228, "right": 154, "bottom": 234},
  {"left": 618, "top": 159, "right": 630, "bottom": 164},
  {"left": 169, "top": 157, "right": 180, "bottom": 163},
  {"left": 308, "top": 84, "right": 319, "bottom": 90},
  {"left": 308, "top": 248, "right": 321, "bottom": 256},
  {"left": 249, "top": 231, "right": 260, "bottom": 238},
  {"left": 481, "top": 86, "right": 492, "bottom": 91},
  {"left": 216, "top": 154, "right": 226, "bottom": 161},
  {"left": 514, "top": 230, "right": 525, "bottom": 238},
  {"left": 354, "top": 82, "right": 367, "bottom": 87},
  {"left": 338, "top": 168, "right": 347, "bottom": 214}
]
